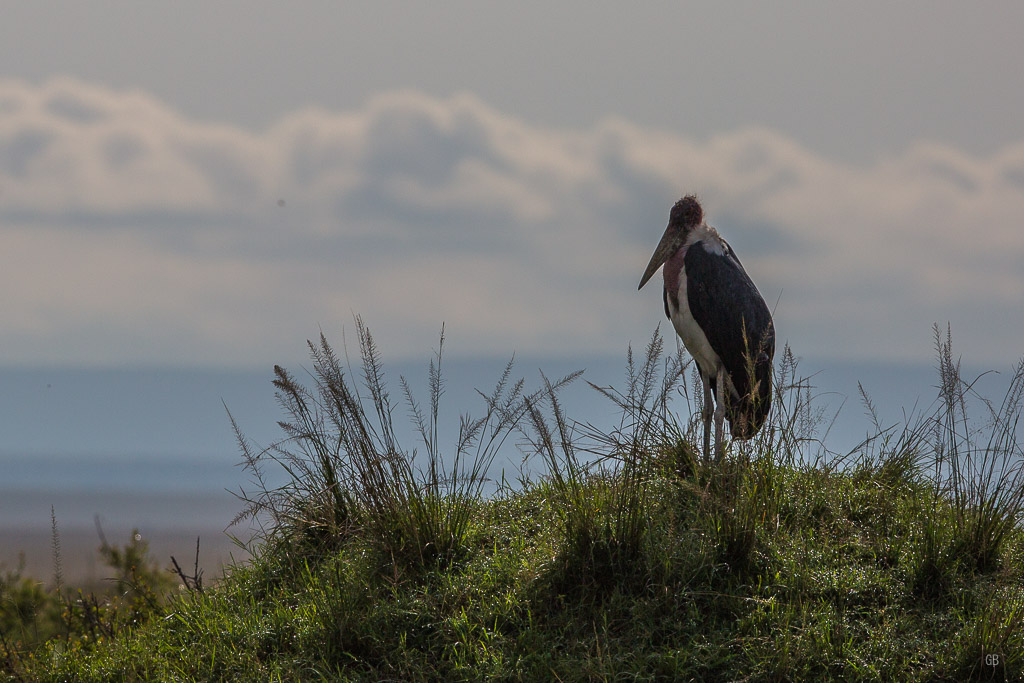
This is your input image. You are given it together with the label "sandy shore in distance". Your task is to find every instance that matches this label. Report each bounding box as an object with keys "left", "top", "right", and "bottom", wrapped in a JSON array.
[
  {"left": 1, "top": 486, "right": 255, "bottom": 586},
  {"left": 1, "top": 527, "right": 253, "bottom": 587}
]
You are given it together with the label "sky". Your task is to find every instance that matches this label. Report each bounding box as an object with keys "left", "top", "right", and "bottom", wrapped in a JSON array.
[{"left": 2, "top": 2, "right": 1023, "bottom": 369}]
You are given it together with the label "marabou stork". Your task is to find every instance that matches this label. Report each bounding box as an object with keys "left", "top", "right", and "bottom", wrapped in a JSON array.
[{"left": 638, "top": 196, "right": 775, "bottom": 461}]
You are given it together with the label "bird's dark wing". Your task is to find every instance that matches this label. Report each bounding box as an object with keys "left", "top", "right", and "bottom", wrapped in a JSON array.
[{"left": 684, "top": 240, "right": 775, "bottom": 437}]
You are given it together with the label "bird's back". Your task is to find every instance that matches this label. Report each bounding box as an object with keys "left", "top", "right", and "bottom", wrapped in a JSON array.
[{"left": 681, "top": 236, "right": 775, "bottom": 438}]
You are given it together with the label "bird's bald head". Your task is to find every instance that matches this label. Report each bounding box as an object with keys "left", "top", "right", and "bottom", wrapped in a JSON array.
[{"left": 669, "top": 195, "right": 703, "bottom": 228}]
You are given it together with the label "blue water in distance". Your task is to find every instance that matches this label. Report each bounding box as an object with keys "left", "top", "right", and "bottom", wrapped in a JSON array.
[{"left": 1, "top": 352, "right": 1018, "bottom": 535}]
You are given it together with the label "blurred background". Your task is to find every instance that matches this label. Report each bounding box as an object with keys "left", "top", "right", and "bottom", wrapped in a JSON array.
[{"left": 2, "top": 2, "right": 1022, "bottom": 582}]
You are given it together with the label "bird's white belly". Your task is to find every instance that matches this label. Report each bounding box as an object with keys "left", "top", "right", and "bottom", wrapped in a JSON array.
[{"left": 668, "top": 267, "right": 733, "bottom": 394}]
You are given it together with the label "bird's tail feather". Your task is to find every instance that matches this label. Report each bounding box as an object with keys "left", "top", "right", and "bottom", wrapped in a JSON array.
[{"left": 726, "top": 358, "right": 772, "bottom": 440}]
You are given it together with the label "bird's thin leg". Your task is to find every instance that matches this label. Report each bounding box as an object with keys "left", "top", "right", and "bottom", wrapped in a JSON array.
[
  {"left": 714, "top": 366, "right": 727, "bottom": 462},
  {"left": 702, "top": 374, "right": 713, "bottom": 463}
]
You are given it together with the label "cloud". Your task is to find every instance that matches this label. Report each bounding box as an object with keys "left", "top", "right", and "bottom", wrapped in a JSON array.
[{"left": 2, "top": 78, "right": 1023, "bottom": 366}]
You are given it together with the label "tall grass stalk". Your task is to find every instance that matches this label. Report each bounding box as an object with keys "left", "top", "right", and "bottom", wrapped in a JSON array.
[
  {"left": 523, "top": 328, "right": 688, "bottom": 584},
  {"left": 929, "top": 323, "right": 1024, "bottom": 574},
  {"left": 231, "top": 317, "right": 537, "bottom": 571}
]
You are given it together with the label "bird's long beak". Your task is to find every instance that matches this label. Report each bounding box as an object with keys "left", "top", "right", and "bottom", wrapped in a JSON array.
[{"left": 638, "top": 225, "right": 678, "bottom": 290}]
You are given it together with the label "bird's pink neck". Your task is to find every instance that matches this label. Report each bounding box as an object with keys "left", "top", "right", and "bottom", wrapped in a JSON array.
[{"left": 663, "top": 245, "right": 688, "bottom": 294}]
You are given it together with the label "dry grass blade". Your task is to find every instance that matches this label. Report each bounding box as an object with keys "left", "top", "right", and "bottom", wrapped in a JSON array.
[{"left": 228, "top": 316, "right": 550, "bottom": 572}]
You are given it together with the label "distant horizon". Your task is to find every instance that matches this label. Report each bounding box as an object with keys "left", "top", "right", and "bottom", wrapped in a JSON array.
[
  {"left": 2, "top": 353, "right": 1015, "bottom": 462},
  {"left": 2, "top": 341, "right": 1018, "bottom": 373}
]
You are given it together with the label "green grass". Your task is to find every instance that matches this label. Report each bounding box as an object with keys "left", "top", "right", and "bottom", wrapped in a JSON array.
[{"left": 4, "top": 323, "right": 1024, "bottom": 681}]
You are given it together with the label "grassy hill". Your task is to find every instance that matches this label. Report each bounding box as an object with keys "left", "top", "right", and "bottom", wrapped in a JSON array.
[{"left": 4, "top": 324, "right": 1024, "bottom": 681}]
